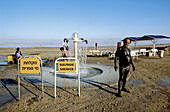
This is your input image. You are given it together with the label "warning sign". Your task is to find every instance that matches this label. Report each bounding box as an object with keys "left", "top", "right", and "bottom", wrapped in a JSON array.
[
  {"left": 58, "top": 61, "right": 76, "bottom": 73},
  {"left": 20, "top": 57, "right": 41, "bottom": 74}
]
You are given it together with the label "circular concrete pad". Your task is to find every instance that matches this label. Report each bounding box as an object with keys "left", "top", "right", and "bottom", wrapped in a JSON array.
[{"left": 21, "top": 64, "right": 119, "bottom": 88}]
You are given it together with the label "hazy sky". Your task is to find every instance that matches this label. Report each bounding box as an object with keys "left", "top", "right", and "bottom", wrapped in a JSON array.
[{"left": 0, "top": 0, "right": 170, "bottom": 40}]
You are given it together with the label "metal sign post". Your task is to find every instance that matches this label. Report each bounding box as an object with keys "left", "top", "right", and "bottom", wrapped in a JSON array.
[
  {"left": 54, "top": 57, "right": 80, "bottom": 98},
  {"left": 18, "top": 56, "right": 43, "bottom": 100}
]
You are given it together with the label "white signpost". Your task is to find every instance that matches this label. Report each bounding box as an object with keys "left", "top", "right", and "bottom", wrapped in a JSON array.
[
  {"left": 54, "top": 57, "right": 80, "bottom": 98},
  {"left": 18, "top": 56, "right": 43, "bottom": 100}
]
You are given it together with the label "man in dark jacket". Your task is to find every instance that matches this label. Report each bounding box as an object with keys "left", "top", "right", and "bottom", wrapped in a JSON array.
[{"left": 115, "top": 38, "right": 135, "bottom": 97}]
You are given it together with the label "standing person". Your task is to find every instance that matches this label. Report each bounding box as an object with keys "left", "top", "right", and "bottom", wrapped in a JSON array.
[
  {"left": 114, "top": 38, "right": 135, "bottom": 97},
  {"left": 15, "top": 47, "right": 22, "bottom": 63},
  {"left": 60, "top": 47, "right": 67, "bottom": 61}
]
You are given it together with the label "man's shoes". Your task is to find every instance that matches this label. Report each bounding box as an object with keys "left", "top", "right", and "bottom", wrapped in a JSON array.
[
  {"left": 121, "top": 88, "right": 130, "bottom": 93},
  {"left": 116, "top": 93, "right": 122, "bottom": 97}
]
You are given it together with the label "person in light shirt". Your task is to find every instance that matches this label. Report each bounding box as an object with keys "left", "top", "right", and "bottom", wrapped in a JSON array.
[{"left": 15, "top": 47, "right": 22, "bottom": 62}]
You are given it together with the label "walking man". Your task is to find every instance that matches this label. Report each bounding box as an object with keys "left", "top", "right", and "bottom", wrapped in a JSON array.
[{"left": 115, "top": 38, "right": 135, "bottom": 97}]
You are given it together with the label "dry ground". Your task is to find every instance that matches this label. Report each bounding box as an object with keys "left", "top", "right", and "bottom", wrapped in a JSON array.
[{"left": 0, "top": 47, "right": 170, "bottom": 112}]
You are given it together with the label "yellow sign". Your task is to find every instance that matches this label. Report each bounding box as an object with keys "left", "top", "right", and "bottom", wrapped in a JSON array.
[
  {"left": 20, "top": 57, "right": 41, "bottom": 74},
  {"left": 58, "top": 61, "right": 76, "bottom": 73}
]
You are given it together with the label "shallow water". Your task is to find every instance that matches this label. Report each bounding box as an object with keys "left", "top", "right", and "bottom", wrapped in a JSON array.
[
  {"left": 0, "top": 61, "right": 8, "bottom": 66},
  {"left": 42, "top": 60, "right": 48, "bottom": 64},
  {"left": 0, "top": 56, "right": 8, "bottom": 66},
  {"left": 127, "top": 79, "right": 145, "bottom": 86},
  {"left": 148, "top": 85, "right": 155, "bottom": 88},
  {"left": 0, "top": 56, "right": 7, "bottom": 61},
  {"left": 156, "top": 76, "right": 170, "bottom": 87}
]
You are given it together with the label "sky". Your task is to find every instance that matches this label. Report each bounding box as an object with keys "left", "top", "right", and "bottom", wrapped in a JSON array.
[{"left": 0, "top": 0, "right": 170, "bottom": 42}]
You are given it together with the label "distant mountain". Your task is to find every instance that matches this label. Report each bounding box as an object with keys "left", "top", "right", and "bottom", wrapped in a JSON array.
[{"left": 0, "top": 38, "right": 169, "bottom": 48}]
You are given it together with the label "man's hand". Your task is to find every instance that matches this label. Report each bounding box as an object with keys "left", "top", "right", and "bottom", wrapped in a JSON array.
[{"left": 114, "top": 66, "right": 118, "bottom": 71}]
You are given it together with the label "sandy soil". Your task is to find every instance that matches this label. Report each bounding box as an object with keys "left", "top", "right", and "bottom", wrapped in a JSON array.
[{"left": 0, "top": 46, "right": 170, "bottom": 112}]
